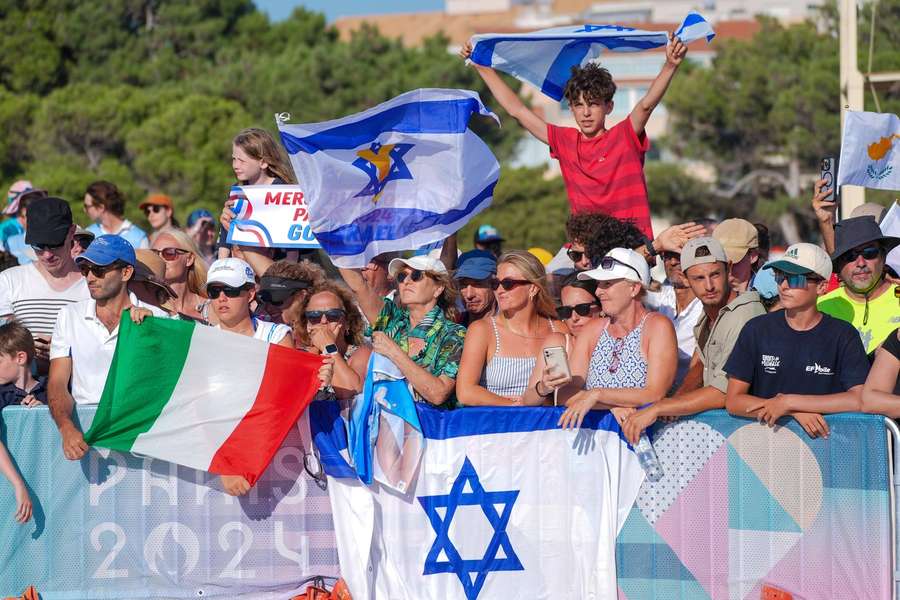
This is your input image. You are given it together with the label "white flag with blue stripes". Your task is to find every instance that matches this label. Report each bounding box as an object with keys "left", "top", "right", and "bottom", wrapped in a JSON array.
[
  {"left": 469, "top": 12, "right": 716, "bottom": 101},
  {"left": 277, "top": 89, "right": 500, "bottom": 268},
  {"left": 310, "top": 402, "right": 645, "bottom": 600}
]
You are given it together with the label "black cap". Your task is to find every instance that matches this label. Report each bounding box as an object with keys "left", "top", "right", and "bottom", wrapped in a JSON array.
[
  {"left": 25, "top": 197, "right": 73, "bottom": 247},
  {"left": 831, "top": 216, "right": 899, "bottom": 261}
]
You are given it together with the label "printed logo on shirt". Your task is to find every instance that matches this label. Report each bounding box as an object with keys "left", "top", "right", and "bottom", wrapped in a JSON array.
[
  {"left": 761, "top": 354, "right": 780, "bottom": 374},
  {"left": 804, "top": 362, "right": 834, "bottom": 376}
]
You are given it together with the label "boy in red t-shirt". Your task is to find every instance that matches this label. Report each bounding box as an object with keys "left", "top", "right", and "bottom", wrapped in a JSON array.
[{"left": 461, "top": 34, "right": 688, "bottom": 238}]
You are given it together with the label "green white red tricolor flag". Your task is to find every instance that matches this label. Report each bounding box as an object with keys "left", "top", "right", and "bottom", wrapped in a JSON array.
[{"left": 84, "top": 315, "right": 323, "bottom": 485}]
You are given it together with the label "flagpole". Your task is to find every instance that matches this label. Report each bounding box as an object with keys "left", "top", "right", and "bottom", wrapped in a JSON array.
[{"left": 839, "top": 0, "right": 866, "bottom": 218}]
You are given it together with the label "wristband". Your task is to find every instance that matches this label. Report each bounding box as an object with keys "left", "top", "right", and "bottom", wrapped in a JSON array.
[
  {"left": 535, "top": 380, "right": 552, "bottom": 398},
  {"left": 644, "top": 236, "right": 659, "bottom": 257}
]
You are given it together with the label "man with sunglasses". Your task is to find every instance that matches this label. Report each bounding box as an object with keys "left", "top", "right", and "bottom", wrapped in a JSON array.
[
  {"left": 361, "top": 252, "right": 401, "bottom": 302},
  {"left": 453, "top": 249, "right": 497, "bottom": 326},
  {"left": 48, "top": 235, "right": 166, "bottom": 460},
  {"left": 622, "top": 237, "right": 765, "bottom": 445},
  {"left": 724, "top": 243, "right": 869, "bottom": 439},
  {"left": 0, "top": 197, "right": 90, "bottom": 373},
  {"left": 818, "top": 216, "right": 899, "bottom": 355}
]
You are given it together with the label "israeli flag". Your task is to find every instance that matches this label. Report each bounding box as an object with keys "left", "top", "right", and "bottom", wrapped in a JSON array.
[
  {"left": 837, "top": 110, "right": 900, "bottom": 192},
  {"left": 277, "top": 89, "right": 500, "bottom": 268},
  {"left": 469, "top": 12, "right": 716, "bottom": 101},
  {"left": 310, "top": 402, "right": 644, "bottom": 600}
]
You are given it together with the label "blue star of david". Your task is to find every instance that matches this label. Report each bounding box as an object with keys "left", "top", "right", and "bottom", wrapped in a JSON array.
[
  {"left": 352, "top": 141, "right": 414, "bottom": 201},
  {"left": 418, "top": 457, "right": 523, "bottom": 600}
]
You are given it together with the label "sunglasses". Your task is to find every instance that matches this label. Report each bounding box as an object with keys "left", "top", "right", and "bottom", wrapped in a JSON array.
[
  {"left": 661, "top": 251, "right": 681, "bottom": 262},
  {"left": 151, "top": 247, "right": 189, "bottom": 261},
  {"left": 773, "top": 270, "right": 822, "bottom": 289},
  {"left": 599, "top": 256, "right": 642, "bottom": 279},
  {"left": 30, "top": 242, "right": 65, "bottom": 253},
  {"left": 305, "top": 309, "right": 346, "bottom": 323},
  {"left": 206, "top": 285, "right": 245, "bottom": 299},
  {"left": 556, "top": 302, "right": 597, "bottom": 319},
  {"left": 143, "top": 205, "right": 165, "bottom": 215},
  {"left": 396, "top": 269, "right": 427, "bottom": 283},
  {"left": 490, "top": 278, "right": 531, "bottom": 291},
  {"left": 258, "top": 289, "right": 302, "bottom": 306},
  {"left": 839, "top": 244, "right": 881, "bottom": 263},
  {"left": 567, "top": 248, "right": 585, "bottom": 263},
  {"left": 79, "top": 263, "right": 125, "bottom": 278}
]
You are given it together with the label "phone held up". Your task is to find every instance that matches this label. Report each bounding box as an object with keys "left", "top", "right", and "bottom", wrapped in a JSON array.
[{"left": 820, "top": 157, "right": 836, "bottom": 203}]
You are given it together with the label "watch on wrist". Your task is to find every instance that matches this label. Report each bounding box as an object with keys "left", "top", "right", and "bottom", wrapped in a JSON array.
[
  {"left": 644, "top": 236, "right": 659, "bottom": 257},
  {"left": 324, "top": 343, "right": 339, "bottom": 355}
]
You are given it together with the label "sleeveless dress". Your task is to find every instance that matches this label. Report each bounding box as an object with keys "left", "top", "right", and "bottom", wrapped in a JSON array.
[
  {"left": 479, "top": 317, "right": 556, "bottom": 398},
  {"left": 585, "top": 314, "right": 649, "bottom": 390}
]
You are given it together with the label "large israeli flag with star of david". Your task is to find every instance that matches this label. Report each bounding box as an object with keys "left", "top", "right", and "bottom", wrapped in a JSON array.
[
  {"left": 468, "top": 12, "right": 715, "bottom": 101},
  {"left": 309, "top": 401, "right": 645, "bottom": 600},
  {"left": 276, "top": 89, "right": 500, "bottom": 268}
]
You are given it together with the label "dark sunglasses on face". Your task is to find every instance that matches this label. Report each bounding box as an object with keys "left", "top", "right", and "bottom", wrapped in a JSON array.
[
  {"left": 151, "top": 247, "right": 189, "bottom": 261},
  {"left": 490, "top": 278, "right": 531, "bottom": 291},
  {"left": 556, "top": 302, "right": 597, "bottom": 319},
  {"left": 396, "top": 269, "right": 426, "bottom": 283},
  {"left": 839, "top": 244, "right": 881, "bottom": 263},
  {"left": 773, "top": 270, "right": 821, "bottom": 289},
  {"left": 567, "top": 248, "right": 585, "bottom": 263},
  {"left": 661, "top": 251, "right": 681, "bottom": 262},
  {"left": 207, "top": 285, "right": 245, "bottom": 299},
  {"left": 143, "top": 205, "right": 165, "bottom": 215},
  {"left": 30, "top": 242, "right": 65, "bottom": 253},
  {"left": 80, "top": 262, "right": 125, "bottom": 278},
  {"left": 258, "top": 289, "right": 300, "bottom": 306},
  {"left": 305, "top": 309, "right": 346, "bottom": 323}
]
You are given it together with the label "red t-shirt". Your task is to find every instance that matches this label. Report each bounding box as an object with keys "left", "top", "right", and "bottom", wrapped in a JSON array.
[{"left": 547, "top": 118, "right": 652, "bottom": 237}]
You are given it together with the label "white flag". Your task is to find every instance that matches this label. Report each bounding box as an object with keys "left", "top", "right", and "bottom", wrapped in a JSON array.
[{"left": 837, "top": 110, "right": 900, "bottom": 191}]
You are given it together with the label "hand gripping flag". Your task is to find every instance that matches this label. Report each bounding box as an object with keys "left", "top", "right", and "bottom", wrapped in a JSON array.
[
  {"left": 347, "top": 353, "right": 424, "bottom": 493},
  {"left": 837, "top": 110, "right": 900, "bottom": 192},
  {"left": 311, "top": 402, "right": 644, "bottom": 600},
  {"left": 469, "top": 12, "right": 716, "bottom": 101},
  {"left": 84, "top": 315, "right": 324, "bottom": 485},
  {"left": 277, "top": 89, "right": 500, "bottom": 268}
]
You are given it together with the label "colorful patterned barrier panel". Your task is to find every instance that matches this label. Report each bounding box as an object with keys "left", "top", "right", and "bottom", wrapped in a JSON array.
[
  {"left": 0, "top": 407, "right": 338, "bottom": 599},
  {"left": 616, "top": 411, "right": 892, "bottom": 600}
]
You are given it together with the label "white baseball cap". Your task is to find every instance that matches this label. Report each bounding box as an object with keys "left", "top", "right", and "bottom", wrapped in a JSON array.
[
  {"left": 388, "top": 255, "right": 448, "bottom": 278},
  {"left": 577, "top": 247, "right": 650, "bottom": 287},
  {"left": 763, "top": 243, "right": 832, "bottom": 280},
  {"left": 207, "top": 257, "right": 256, "bottom": 288}
]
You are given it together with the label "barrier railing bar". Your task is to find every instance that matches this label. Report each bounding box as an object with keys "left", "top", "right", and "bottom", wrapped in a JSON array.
[{"left": 884, "top": 417, "right": 899, "bottom": 599}]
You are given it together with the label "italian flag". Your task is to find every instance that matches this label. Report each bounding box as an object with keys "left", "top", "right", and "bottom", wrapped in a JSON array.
[{"left": 84, "top": 315, "right": 323, "bottom": 485}]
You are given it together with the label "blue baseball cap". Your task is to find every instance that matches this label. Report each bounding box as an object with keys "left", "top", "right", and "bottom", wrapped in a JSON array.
[
  {"left": 75, "top": 235, "right": 136, "bottom": 267},
  {"left": 475, "top": 224, "right": 503, "bottom": 243},
  {"left": 187, "top": 209, "right": 214, "bottom": 228},
  {"left": 455, "top": 249, "right": 497, "bottom": 280},
  {"left": 751, "top": 266, "right": 779, "bottom": 300}
]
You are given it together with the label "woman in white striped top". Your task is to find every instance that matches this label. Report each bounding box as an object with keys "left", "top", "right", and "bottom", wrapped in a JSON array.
[{"left": 456, "top": 251, "right": 568, "bottom": 406}]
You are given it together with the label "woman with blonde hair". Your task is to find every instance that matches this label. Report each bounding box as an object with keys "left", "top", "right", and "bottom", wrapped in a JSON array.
[
  {"left": 150, "top": 229, "right": 210, "bottom": 322},
  {"left": 338, "top": 255, "right": 465, "bottom": 409},
  {"left": 287, "top": 280, "right": 372, "bottom": 398},
  {"left": 456, "top": 250, "right": 568, "bottom": 406}
]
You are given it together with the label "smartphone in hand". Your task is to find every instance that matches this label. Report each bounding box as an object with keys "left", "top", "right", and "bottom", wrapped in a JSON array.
[
  {"left": 542, "top": 346, "right": 571, "bottom": 380},
  {"left": 820, "top": 157, "right": 836, "bottom": 202}
]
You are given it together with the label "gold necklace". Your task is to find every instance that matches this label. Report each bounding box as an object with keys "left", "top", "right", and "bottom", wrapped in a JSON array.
[{"left": 501, "top": 314, "right": 547, "bottom": 339}]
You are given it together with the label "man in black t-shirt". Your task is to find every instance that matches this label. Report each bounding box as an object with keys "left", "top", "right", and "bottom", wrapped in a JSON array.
[{"left": 725, "top": 243, "right": 870, "bottom": 438}]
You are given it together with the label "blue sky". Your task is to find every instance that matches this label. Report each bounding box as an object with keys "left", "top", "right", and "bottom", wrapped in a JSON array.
[{"left": 255, "top": 0, "right": 444, "bottom": 22}]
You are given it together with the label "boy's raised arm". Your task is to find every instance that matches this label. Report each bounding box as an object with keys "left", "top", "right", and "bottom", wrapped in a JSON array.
[
  {"left": 630, "top": 33, "right": 687, "bottom": 137},
  {"left": 461, "top": 42, "right": 549, "bottom": 145}
]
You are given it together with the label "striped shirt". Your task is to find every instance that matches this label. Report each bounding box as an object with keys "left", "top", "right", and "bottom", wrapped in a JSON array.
[
  {"left": 0, "top": 263, "right": 90, "bottom": 337},
  {"left": 547, "top": 118, "right": 653, "bottom": 237}
]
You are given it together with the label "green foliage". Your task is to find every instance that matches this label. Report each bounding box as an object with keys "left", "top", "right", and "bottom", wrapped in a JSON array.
[
  {"left": 457, "top": 166, "right": 569, "bottom": 253},
  {"left": 0, "top": 1, "right": 524, "bottom": 229},
  {"left": 645, "top": 162, "right": 718, "bottom": 222}
]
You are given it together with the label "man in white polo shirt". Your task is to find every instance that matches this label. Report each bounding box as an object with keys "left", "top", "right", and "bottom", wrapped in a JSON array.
[{"left": 48, "top": 235, "right": 165, "bottom": 460}]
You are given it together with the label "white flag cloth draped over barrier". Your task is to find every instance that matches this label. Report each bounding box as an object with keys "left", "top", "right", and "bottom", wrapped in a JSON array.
[
  {"left": 276, "top": 89, "right": 500, "bottom": 268},
  {"left": 226, "top": 185, "right": 321, "bottom": 249},
  {"left": 837, "top": 110, "right": 900, "bottom": 191},
  {"left": 468, "top": 12, "right": 716, "bottom": 102},
  {"left": 309, "top": 402, "right": 644, "bottom": 600},
  {"left": 881, "top": 201, "right": 900, "bottom": 276}
]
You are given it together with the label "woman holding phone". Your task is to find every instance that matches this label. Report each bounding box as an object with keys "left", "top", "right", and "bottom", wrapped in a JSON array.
[
  {"left": 456, "top": 251, "right": 567, "bottom": 406},
  {"left": 535, "top": 248, "right": 677, "bottom": 428}
]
